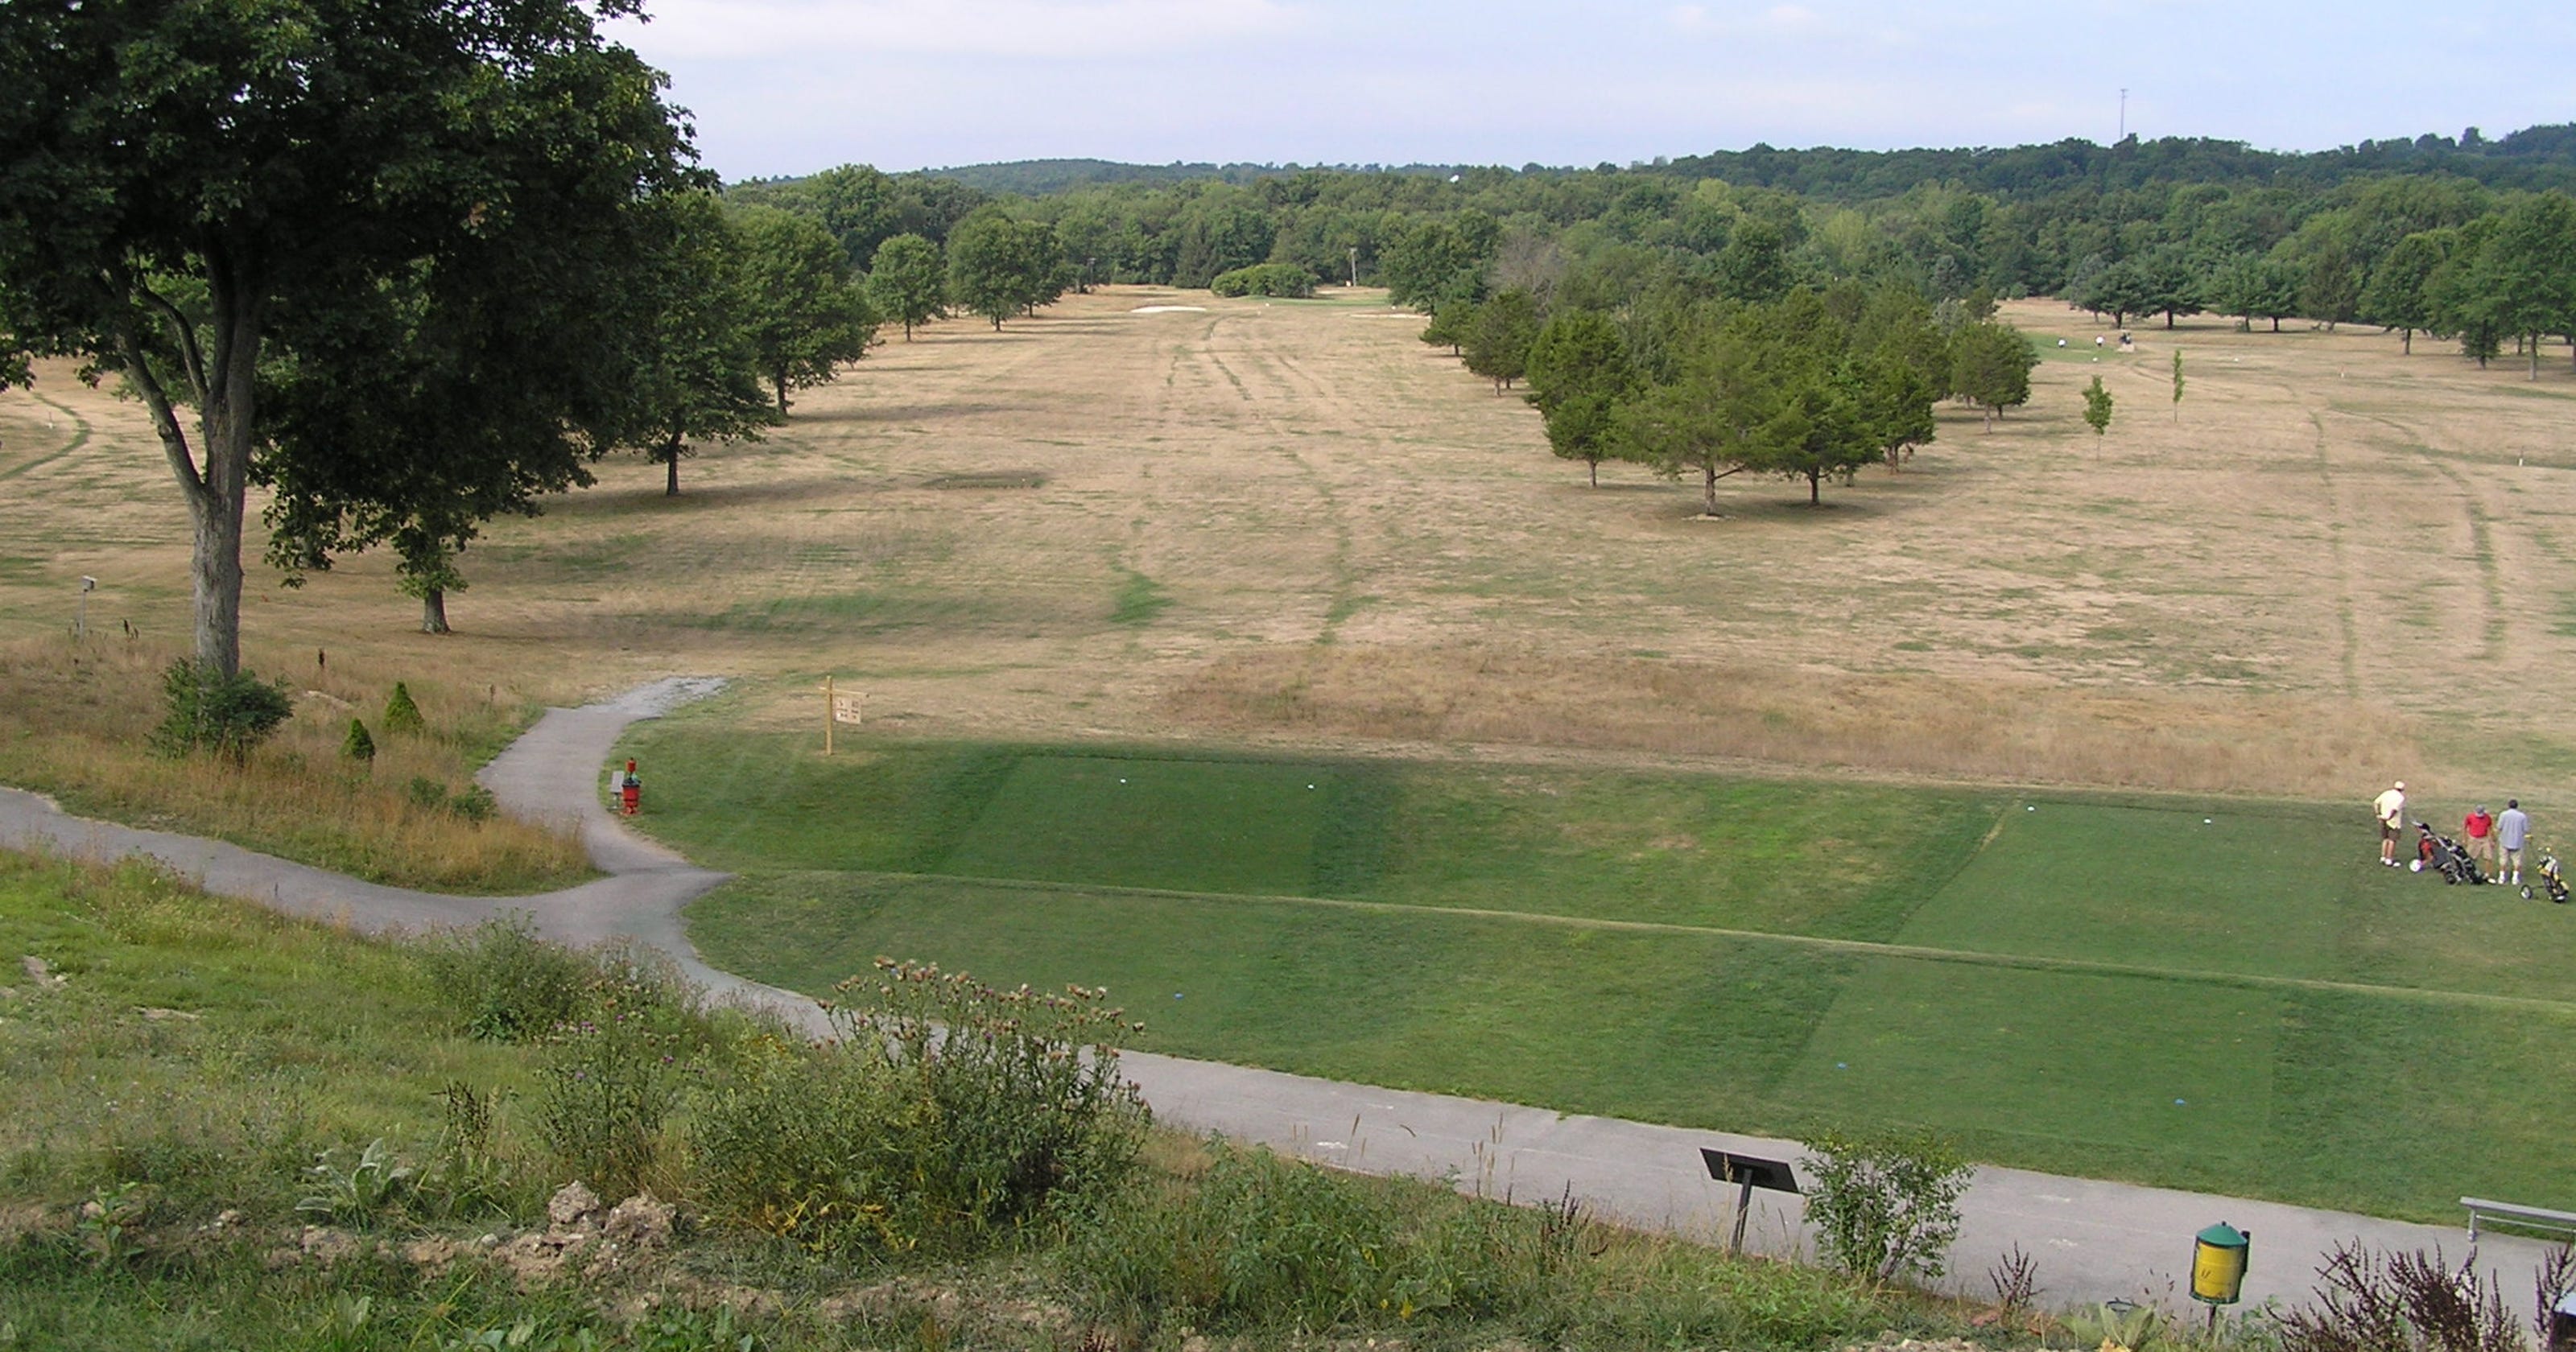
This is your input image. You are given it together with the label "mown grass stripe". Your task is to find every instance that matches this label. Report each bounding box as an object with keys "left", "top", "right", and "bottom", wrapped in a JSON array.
[{"left": 765, "top": 863, "right": 2576, "bottom": 1018}]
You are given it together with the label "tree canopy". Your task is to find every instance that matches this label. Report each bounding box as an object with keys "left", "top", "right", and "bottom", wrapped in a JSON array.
[
  {"left": 732, "top": 204, "right": 880, "bottom": 414},
  {"left": 0, "top": 0, "right": 698, "bottom": 675},
  {"left": 1525, "top": 311, "right": 1639, "bottom": 486},
  {"left": 866, "top": 234, "right": 948, "bottom": 340},
  {"left": 945, "top": 210, "right": 1068, "bottom": 329}
]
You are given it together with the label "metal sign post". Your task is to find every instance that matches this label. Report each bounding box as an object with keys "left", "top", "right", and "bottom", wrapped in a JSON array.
[{"left": 1699, "top": 1148, "right": 1800, "bottom": 1254}]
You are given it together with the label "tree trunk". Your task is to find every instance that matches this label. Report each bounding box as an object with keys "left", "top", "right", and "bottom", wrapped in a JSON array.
[
  {"left": 2402, "top": 328, "right": 2413, "bottom": 355},
  {"left": 420, "top": 587, "right": 450, "bottom": 635},
  {"left": 774, "top": 374, "right": 791, "bottom": 414},
  {"left": 1809, "top": 469, "right": 1821, "bottom": 505},
  {"left": 902, "top": 319, "right": 914, "bottom": 341},
  {"left": 1702, "top": 463, "right": 1718, "bottom": 517},
  {"left": 2532, "top": 336, "right": 2542, "bottom": 381},
  {"left": 2165, "top": 311, "right": 2176, "bottom": 329},
  {"left": 121, "top": 302, "right": 253, "bottom": 680},
  {"left": 187, "top": 465, "right": 247, "bottom": 678},
  {"left": 664, "top": 436, "right": 682, "bottom": 497},
  {"left": 2270, "top": 316, "right": 2281, "bottom": 332},
  {"left": 1588, "top": 459, "right": 1598, "bottom": 488}
]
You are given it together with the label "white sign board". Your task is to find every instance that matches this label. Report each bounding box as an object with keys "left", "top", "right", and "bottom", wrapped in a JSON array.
[{"left": 831, "top": 694, "right": 865, "bottom": 724}]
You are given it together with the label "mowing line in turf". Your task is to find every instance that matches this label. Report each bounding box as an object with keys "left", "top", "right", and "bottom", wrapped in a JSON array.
[{"left": 776, "top": 864, "right": 2576, "bottom": 1019}]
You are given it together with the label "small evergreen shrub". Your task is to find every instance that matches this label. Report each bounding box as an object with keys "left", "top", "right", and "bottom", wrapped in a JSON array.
[
  {"left": 151, "top": 660, "right": 293, "bottom": 762},
  {"left": 341, "top": 718, "right": 376, "bottom": 765},
  {"left": 382, "top": 680, "right": 425, "bottom": 733}
]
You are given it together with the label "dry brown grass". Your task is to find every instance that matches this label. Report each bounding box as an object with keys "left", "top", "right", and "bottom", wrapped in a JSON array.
[
  {"left": 0, "top": 634, "right": 589, "bottom": 892},
  {"left": 1169, "top": 642, "right": 2415, "bottom": 797},
  {"left": 2, "top": 289, "right": 2570, "bottom": 816}
]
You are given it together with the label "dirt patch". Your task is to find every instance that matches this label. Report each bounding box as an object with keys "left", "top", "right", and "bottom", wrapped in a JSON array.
[{"left": 923, "top": 470, "right": 1048, "bottom": 490}]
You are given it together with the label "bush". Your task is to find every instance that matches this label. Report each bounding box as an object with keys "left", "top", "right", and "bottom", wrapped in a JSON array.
[
  {"left": 533, "top": 953, "right": 700, "bottom": 1200},
  {"left": 405, "top": 776, "right": 497, "bottom": 822},
  {"left": 421, "top": 914, "right": 594, "bottom": 1043},
  {"left": 1799, "top": 1127, "right": 1973, "bottom": 1284},
  {"left": 1067, "top": 1140, "right": 1401, "bottom": 1330},
  {"left": 382, "top": 680, "right": 425, "bottom": 733},
  {"left": 1063, "top": 1144, "right": 1604, "bottom": 1336},
  {"left": 1211, "top": 262, "right": 1316, "bottom": 299},
  {"left": 340, "top": 717, "right": 375, "bottom": 765},
  {"left": 450, "top": 784, "right": 497, "bottom": 822},
  {"left": 691, "top": 958, "right": 1147, "bottom": 1259},
  {"left": 150, "top": 659, "right": 292, "bottom": 761},
  {"left": 2277, "top": 1241, "right": 2566, "bottom": 1352}
]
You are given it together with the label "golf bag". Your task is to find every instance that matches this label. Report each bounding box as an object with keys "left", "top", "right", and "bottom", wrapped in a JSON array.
[
  {"left": 2414, "top": 821, "right": 2486, "bottom": 884},
  {"left": 2523, "top": 851, "right": 2569, "bottom": 905}
]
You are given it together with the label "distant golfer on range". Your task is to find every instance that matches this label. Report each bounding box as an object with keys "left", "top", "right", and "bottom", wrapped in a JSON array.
[{"left": 2375, "top": 780, "right": 2407, "bottom": 866}]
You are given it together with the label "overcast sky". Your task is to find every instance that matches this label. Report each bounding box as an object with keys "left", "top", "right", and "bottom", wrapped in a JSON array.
[{"left": 601, "top": 1, "right": 2574, "bottom": 182}]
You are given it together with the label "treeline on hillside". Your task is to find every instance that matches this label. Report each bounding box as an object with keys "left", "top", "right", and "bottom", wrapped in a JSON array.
[{"left": 729, "top": 124, "right": 2576, "bottom": 380}]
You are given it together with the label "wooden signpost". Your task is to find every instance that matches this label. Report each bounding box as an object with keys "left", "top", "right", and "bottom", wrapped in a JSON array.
[{"left": 821, "top": 675, "right": 865, "bottom": 755}]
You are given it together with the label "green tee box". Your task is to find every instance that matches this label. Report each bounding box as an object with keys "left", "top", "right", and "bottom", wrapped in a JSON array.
[
  {"left": 1898, "top": 803, "right": 2340, "bottom": 979},
  {"left": 943, "top": 756, "right": 1335, "bottom": 896},
  {"left": 1777, "top": 956, "right": 2281, "bottom": 1169}
]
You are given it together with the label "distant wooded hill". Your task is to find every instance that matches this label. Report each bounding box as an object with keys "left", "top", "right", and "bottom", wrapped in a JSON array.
[{"left": 892, "top": 126, "right": 2576, "bottom": 201}]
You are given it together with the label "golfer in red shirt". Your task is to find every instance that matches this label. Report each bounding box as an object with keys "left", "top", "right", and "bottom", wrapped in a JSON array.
[{"left": 2463, "top": 805, "right": 2496, "bottom": 876}]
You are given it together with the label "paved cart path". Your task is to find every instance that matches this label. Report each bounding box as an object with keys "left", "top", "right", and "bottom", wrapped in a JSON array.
[{"left": 1, "top": 678, "right": 2553, "bottom": 1309}]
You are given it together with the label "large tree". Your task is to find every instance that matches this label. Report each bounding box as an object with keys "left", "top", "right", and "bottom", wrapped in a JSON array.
[
  {"left": 259, "top": 97, "right": 682, "bottom": 633},
  {"left": 1949, "top": 321, "right": 2037, "bottom": 429},
  {"left": 2361, "top": 232, "right": 2446, "bottom": 354},
  {"left": 946, "top": 210, "right": 1065, "bottom": 329},
  {"left": 1616, "top": 306, "right": 1801, "bottom": 516},
  {"left": 867, "top": 234, "right": 947, "bottom": 340},
  {"left": 0, "top": 0, "right": 695, "bottom": 678},
  {"left": 2476, "top": 192, "right": 2576, "bottom": 378},
  {"left": 1524, "top": 311, "right": 1639, "bottom": 486},
  {"left": 733, "top": 204, "right": 879, "bottom": 414},
  {"left": 611, "top": 193, "right": 778, "bottom": 496},
  {"left": 1462, "top": 288, "right": 1541, "bottom": 394}
]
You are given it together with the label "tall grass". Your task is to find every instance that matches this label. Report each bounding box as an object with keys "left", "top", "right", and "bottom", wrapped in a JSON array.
[
  {"left": 1170, "top": 643, "right": 2420, "bottom": 798},
  {"left": 0, "top": 633, "right": 588, "bottom": 892}
]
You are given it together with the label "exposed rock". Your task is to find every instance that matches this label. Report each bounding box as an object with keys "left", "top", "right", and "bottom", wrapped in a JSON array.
[
  {"left": 402, "top": 1236, "right": 460, "bottom": 1275},
  {"left": 603, "top": 1193, "right": 674, "bottom": 1247},
  {"left": 19, "top": 956, "right": 64, "bottom": 989},
  {"left": 293, "top": 1225, "right": 361, "bottom": 1265},
  {"left": 1843, "top": 1339, "right": 1985, "bottom": 1352},
  {"left": 138, "top": 1007, "right": 203, "bottom": 1022},
  {"left": 547, "top": 1181, "right": 603, "bottom": 1229},
  {"left": 493, "top": 1226, "right": 590, "bottom": 1284}
]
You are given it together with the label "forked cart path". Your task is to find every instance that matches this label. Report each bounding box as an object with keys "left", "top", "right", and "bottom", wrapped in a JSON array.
[{"left": 0, "top": 678, "right": 2553, "bottom": 1310}]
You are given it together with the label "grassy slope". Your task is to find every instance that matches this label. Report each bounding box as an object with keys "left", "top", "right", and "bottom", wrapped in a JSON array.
[
  {"left": 640, "top": 725, "right": 2576, "bottom": 1222},
  {"left": 0, "top": 850, "right": 1976, "bottom": 1352}
]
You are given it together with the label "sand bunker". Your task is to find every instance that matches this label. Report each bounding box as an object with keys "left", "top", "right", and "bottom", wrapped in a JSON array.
[{"left": 1130, "top": 305, "right": 1208, "bottom": 314}]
